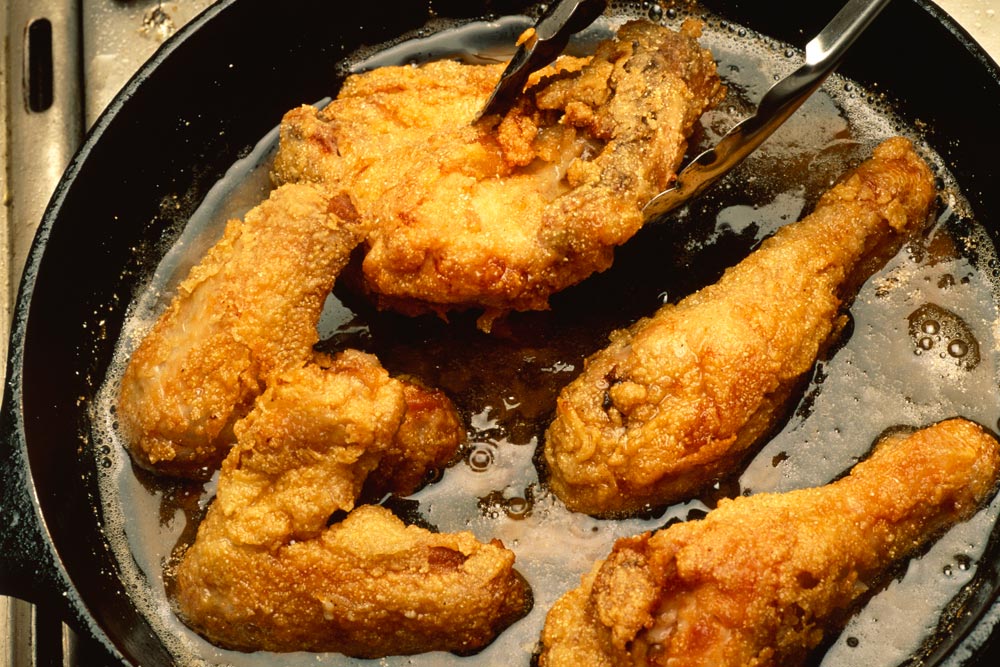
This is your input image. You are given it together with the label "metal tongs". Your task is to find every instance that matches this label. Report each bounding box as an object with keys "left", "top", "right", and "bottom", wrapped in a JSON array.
[
  {"left": 644, "top": 0, "right": 892, "bottom": 218},
  {"left": 478, "top": 0, "right": 608, "bottom": 119}
]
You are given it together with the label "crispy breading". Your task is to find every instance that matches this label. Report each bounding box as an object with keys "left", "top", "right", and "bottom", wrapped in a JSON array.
[
  {"left": 365, "top": 377, "right": 467, "bottom": 498},
  {"left": 544, "top": 137, "right": 937, "bottom": 515},
  {"left": 273, "top": 20, "right": 723, "bottom": 329},
  {"left": 539, "top": 419, "right": 1000, "bottom": 667},
  {"left": 117, "top": 183, "right": 366, "bottom": 478},
  {"left": 175, "top": 352, "right": 528, "bottom": 656}
]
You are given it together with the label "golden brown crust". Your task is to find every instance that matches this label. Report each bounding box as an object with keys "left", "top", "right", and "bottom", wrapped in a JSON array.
[
  {"left": 539, "top": 419, "right": 1000, "bottom": 667},
  {"left": 175, "top": 351, "right": 528, "bottom": 656},
  {"left": 543, "top": 137, "right": 937, "bottom": 516},
  {"left": 178, "top": 503, "right": 530, "bottom": 656},
  {"left": 117, "top": 183, "right": 366, "bottom": 478},
  {"left": 366, "top": 377, "right": 467, "bottom": 498},
  {"left": 273, "top": 20, "right": 723, "bottom": 328}
]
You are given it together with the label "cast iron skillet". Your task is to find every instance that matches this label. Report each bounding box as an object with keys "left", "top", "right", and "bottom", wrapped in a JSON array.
[{"left": 2, "top": 0, "right": 1000, "bottom": 665}]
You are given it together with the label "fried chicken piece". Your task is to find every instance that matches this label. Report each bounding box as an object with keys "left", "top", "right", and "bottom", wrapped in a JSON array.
[
  {"left": 544, "top": 137, "right": 937, "bottom": 515},
  {"left": 273, "top": 20, "right": 723, "bottom": 328},
  {"left": 365, "top": 377, "right": 466, "bottom": 498},
  {"left": 117, "top": 183, "right": 366, "bottom": 478},
  {"left": 539, "top": 418, "right": 1000, "bottom": 667},
  {"left": 175, "top": 351, "right": 529, "bottom": 656}
]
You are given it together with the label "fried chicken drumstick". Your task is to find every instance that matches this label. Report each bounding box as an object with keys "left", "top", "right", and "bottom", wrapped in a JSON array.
[
  {"left": 539, "top": 418, "right": 1000, "bottom": 667},
  {"left": 118, "top": 183, "right": 367, "bottom": 478},
  {"left": 273, "top": 20, "right": 723, "bottom": 329},
  {"left": 544, "top": 137, "right": 937, "bottom": 515},
  {"left": 176, "top": 351, "right": 531, "bottom": 656}
]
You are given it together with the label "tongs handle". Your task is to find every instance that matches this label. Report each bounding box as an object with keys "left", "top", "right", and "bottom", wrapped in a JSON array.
[
  {"left": 478, "top": 0, "right": 607, "bottom": 119},
  {"left": 643, "top": 0, "right": 893, "bottom": 219}
]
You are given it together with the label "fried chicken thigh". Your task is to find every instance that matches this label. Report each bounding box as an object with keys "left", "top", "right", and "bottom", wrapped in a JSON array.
[
  {"left": 118, "top": 183, "right": 366, "bottom": 477},
  {"left": 273, "top": 20, "right": 723, "bottom": 328},
  {"left": 539, "top": 418, "right": 1000, "bottom": 667},
  {"left": 175, "top": 350, "right": 530, "bottom": 656},
  {"left": 544, "top": 137, "right": 937, "bottom": 515}
]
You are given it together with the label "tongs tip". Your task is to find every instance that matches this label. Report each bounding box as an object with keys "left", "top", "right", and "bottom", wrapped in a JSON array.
[
  {"left": 642, "top": 0, "right": 891, "bottom": 220},
  {"left": 477, "top": 0, "right": 608, "bottom": 120}
]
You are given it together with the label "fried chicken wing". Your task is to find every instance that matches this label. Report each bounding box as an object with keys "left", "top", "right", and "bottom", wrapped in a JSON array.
[
  {"left": 117, "top": 183, "right": 366, "bottom": 478},
  {"left": 544, "top": 137, "right": 937, "bottom": 515},
  {"left": 539, "top": 418, "right": 1000, "bottom": 667},
  {"left": 365, "top": 377, "right": 466, "bottom": 498},
  {"left": 273, "top": 20, "right": 723, "bottom": 328},
  {"left": 175, "top": 351, "right": 529, "bottom": 656}
]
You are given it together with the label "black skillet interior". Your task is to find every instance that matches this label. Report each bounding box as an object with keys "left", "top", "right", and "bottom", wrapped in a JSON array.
[{"left": 1, "top": 0, "right": 999, "bottom": 665}]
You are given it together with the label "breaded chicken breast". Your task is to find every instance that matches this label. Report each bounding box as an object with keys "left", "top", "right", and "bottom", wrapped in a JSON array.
[
  {"left": 539, "top": 418, "right": 1000, "bottom": 667},
  {"left": 118, "top": 183, "right": 366, "bottom": 478},
  {"left": 544, "top": 137, "right": 937, "bottom": 516},
  {"left": 175, "top": 351, "right": 529, "bottom": 656},
  {"left": 273, "top": 20, "right": 724, "bottom": 329}
]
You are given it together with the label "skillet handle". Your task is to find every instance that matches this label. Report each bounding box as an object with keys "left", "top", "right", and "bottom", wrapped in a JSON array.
[{"left": 0, "top": 407, "right": 78, "bottom": 616}]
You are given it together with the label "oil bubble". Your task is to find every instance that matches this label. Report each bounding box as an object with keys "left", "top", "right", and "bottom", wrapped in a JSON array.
[
  {"left": 505, "top": 496, "right": 531, "bottom": 519},
  {"left": 466, "top": 443, "right": 495, "bottom": 472},
  {"left": 907, "top": 304, "right": 980, "bottom": 370},
  {"left": 478, "top": 488, "right": 534, "bottom": 520}
]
